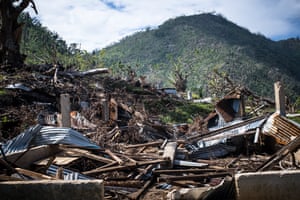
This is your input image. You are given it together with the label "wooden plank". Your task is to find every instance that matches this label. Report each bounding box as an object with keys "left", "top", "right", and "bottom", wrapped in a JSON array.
[
  {"left": 157, "top": 172, "right": 232, "bottom": 182},
  {"left": 83, "top": 159, "right": 167, "bottom": 175},
  {"left": 60, "top": 147, "right": 114, "bottom": 164},
  {"left": 105, "top": 149, "right": 123, "bottom": 164},
  {"left": 135, "top": 164, "right": 154, "bottom": 180},
  {"left": 105, "top": 180, "right": 143, "bottom": 188},
  {"left": 101, "top": 99, "right": 109, "bottom": 122},
  {"left": 128, "top": 178, "right": 154, "bottom": 200},
  {"left": 60, "top": 94, "right": 71, "bottom": 127},
  {"left": 162, "top": 142, "right": 177, "bottom": 168},
  {"left": 35, "top": 156, "right": 79, "bottom": 166},
  {"left": 274, "top": 81, "right": 285, "bottom": 116},
  {"left": 114, "top": 153, "right": 137, "bottom": 164},
  {"left": 15, "top": 168, "right": 56, "bottom": 180},
  {"left": 109, "top": 98, "right": 118, "bottom": 121},
  {"left": 0, "top": 175, "right": 23, "bottom": 181},
  {"left": 153, "top": 168, "right": 235, "bottom": 175},
  {"left": 55, "top": 167, "right": 64, "bottom": 179},
  {"left": 125, "top": 140, "right": 163, "bottom": 149},
  {"left": 256, "top": 134, "right": 300, "bottom": 171}
]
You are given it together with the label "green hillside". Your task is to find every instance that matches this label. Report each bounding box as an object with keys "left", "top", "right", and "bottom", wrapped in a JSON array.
[
  {"left": 101, "top": 13, "right": 300, "bottom": 100},
  {"left": 19, "top": 12, "right": 300, "bottom": 101},
  {"left": 19, "top": 13, "right": 99, "bottom": 70}
]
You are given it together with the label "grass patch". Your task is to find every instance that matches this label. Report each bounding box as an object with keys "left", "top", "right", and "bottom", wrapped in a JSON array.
[
  {"left": 0, "top": 89, "right": 7, "bottom": 96},
  {"left": 288, "top": 116, "right": 300, "bottom": 124},
  {"left": 145, "top": 98, "right": 213, "bottom": 124}
]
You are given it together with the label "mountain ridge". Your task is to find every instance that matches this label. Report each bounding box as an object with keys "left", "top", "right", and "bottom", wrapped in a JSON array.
[
  {"left": 101, "top": 13, "right": 300, "bottom": 100},
  {"left": 19, "top": 12, "right": 300, "bottom": 101}
]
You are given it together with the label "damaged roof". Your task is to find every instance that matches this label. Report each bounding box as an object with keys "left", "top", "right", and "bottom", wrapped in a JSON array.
[{"left": 1, "top": 125, "right": 100, "bottom": 155}]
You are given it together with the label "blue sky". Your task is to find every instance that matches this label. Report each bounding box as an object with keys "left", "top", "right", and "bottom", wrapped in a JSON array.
[{"left": 26, "top": 0, "right": 300, "bottom": 51}]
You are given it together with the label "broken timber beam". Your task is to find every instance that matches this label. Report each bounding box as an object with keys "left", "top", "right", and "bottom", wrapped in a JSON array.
[
  {"left": 256, "top": 136, "right": 300, "bottom": 172},
  {"left": 15, "top": 168, "right": 55, "bottom": 180},
  {"left": 60, "top": 94, "right": 71, "bottom": 127},
  {"left": 125, "top": 140, "right": 164, "bottom": 149},
  {"left": 157, "top": 172, "right": 232, "bottom": 182},
  {"left": 105, "top": 149, "right": 123, "bottom": 164},
  {"left": 162, "top": 142, "right": 177, "bottom": 168},
  {"left": 153, "top": 168, "right": 235, "bottom": 175},
  {"left": 256, "top": 134, "right": 300, "bottom": 171},
  {"left": 135, "top": 164, "right": 154, "bottom": 180},
  {"left": 83, "top": 159, "right": 167, "bottom": 175},
  {"left": 128, "top": 178, "right": 154, "bottom": 200},
  {"left": 60, "top": 147, "right": 114, "bottom": 164},
  {"left": 105, "top": 180, "right": 143, "bottom": 188},
  {"left": 59, "top": 68, "right": 109, "bottom": 78},
  {"left": 274, "top": 81, "right": 285, "bottom": 116}
]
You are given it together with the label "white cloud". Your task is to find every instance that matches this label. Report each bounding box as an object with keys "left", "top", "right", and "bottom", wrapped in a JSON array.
[{"left": 26, "top": 0, "right": 300, "bottom": 51}]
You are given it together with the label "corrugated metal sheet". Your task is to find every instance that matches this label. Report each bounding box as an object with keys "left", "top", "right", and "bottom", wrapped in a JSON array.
[
  {"left": 202, "top": 117, "right": 267, "bottom": 142},
  {"left": 263, "top": 113, "right": 300, "bottom": 145},
  {"left": 189, "top": 143, "right": 236, "bottom": 159},
  {"left": 2, "top": 125, "right": 42, "bottom": 155},
  {"left": 5, "top": 83, "right": 32, "bottom": 91},
  {"left": 2, "top": 125, "right": 100, "bottom": 155},
  {"left": 187, "top": 116, "right": 267, "bottom": 143},
  {"left": 47, "top": 164, "right": 92, "bottom": 180}
]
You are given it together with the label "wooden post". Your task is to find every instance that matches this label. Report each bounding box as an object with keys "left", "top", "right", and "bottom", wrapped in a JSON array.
[
  {"left": 162, "top": 142, "right": 177, "bottom": 168},
  {"left": 274, "top": 82, "right": 285, "bottom": 116},
  {"left": 187, "top": 90, "right": 192, "bottom": 100},
  {"left": 239, "top": 94, "right": 245, "bottom": 117},
  {"left": 109, "top": 98, "right": 118, "bottom": 121},
  {"left": 101, "top": 99, "right": 109, "bottom": 122},
  {"left": 60, "top": 94, "right": 71, "bottom": 127}
]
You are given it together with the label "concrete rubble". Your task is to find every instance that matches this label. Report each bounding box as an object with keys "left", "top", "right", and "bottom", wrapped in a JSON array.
[{"left": 0, "top": 67, "right": 300, "bottom": 199}]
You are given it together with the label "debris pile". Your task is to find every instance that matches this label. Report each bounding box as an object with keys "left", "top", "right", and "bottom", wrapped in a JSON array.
[{"left": 0, "top": 66, "right": 300, "bottom": 199}]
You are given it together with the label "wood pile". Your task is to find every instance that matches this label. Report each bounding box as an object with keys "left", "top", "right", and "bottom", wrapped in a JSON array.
[{"left": 0, "top": 66, "right": 300, "bottom": 200}]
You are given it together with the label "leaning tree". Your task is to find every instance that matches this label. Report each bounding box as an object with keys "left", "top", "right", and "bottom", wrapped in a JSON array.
[{"left": 0, "top": 0, "right": 37, "bottom": 70}]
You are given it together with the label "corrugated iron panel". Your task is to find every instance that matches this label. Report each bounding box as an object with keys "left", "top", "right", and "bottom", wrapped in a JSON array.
[
  {"left": 47, "top": 164, "right": 92, "bottom": 180},
  {"left": 189, "top": 143, "right": 236, "bottom": 159},
  {"left": 188, "top": 116, "right": 267, "bottom": 143},
  {"left": 2, "top": 125, "right": 100, "bottom": 155},
  {"left": 263, "top": 113, "right": 300, "bottom": 145},
  {"left": 1, "top": 125, "right": 42, "bottom": 155},
  {"left": 202, "top": 117, "right": 267, "bottom": 142}
]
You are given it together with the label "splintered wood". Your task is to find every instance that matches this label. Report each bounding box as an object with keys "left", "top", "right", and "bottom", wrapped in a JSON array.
[{"left": 1, "top": 67, "right": 299, "bottom": 200}]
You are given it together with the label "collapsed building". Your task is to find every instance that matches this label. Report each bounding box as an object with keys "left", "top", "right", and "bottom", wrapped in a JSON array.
[{"left": 0, "top": 67, "right": 300, "bottom": 200}]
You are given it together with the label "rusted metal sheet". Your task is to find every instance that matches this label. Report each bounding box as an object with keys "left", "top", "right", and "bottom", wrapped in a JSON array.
[
  {"left": 262, "top": 113, "right": 300, "bottom": 145},
  {"left": 216, "top": 98, "right": 238, "bottom": 122},
  {"left": 256, "top": 133, "right": 300, "bottom": 171}
]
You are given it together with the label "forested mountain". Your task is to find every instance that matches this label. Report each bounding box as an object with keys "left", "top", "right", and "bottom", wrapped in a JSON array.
[
  {"left": 100, "top": 13, "right": 300, "bottom": 100},
  {"left": 19, "top": 13, "right": 99, "bottom": 70},
  {"left": 19, "top": 12, "right": 300, "bottom": 101}
]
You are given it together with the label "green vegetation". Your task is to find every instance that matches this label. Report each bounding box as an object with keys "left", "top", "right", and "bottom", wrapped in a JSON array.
[
  {"left": 144, "top": 98, "right": 213, "bottom": 124},
  {"left": 19, "top": 12, "right": 300, "bottom": 104},
  {"left": 0, "top": 89, "right": 6, "bottom": 96},
  {"left": 289, "top": 116, "right": 300, "bottom": 124},
  {"left": 19, "top": 13, "right": 100, "bottom": 70},
  {"left": 164, "top": 102, "right": 213, "bottom": 124},
  {"left": 100, "top": 14, "right": 300, "bottom": 101}
]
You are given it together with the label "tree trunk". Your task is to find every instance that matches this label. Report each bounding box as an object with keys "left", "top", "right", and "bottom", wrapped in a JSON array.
[{"left": 0, "top": 0, "right": 37, "bottom": 70}]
